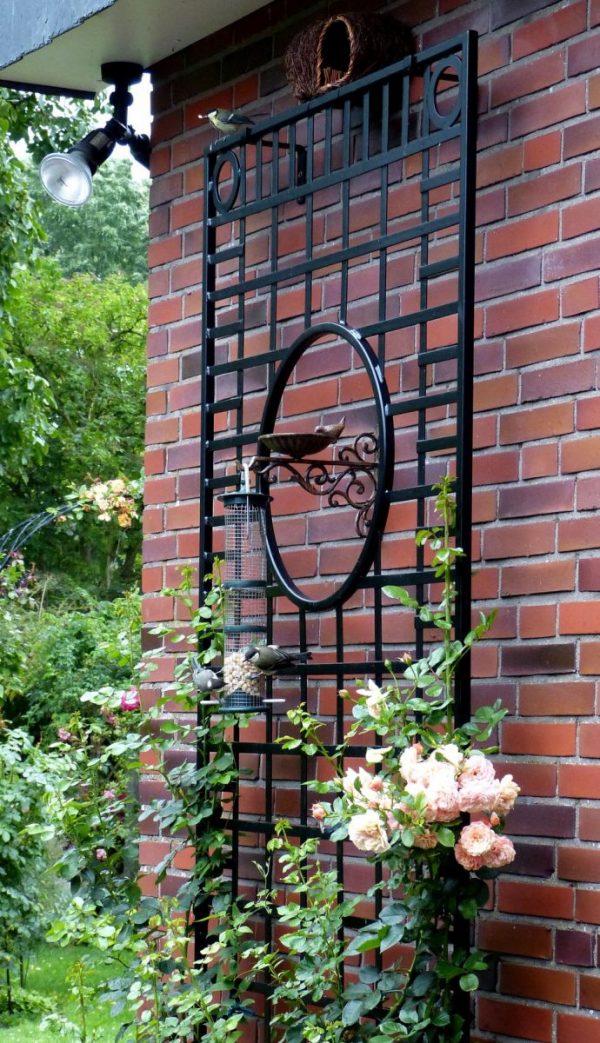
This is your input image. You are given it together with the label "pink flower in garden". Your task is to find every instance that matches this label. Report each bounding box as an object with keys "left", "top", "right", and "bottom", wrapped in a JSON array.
[
  {"left": 485, "top": 834, "right": 516, "bottom": 869},
  {"left": 458, "top": 780, "right": 500, "bottom": 815},
  {"left": 342, "top": 766, "right": 391, "bottom": 810},
  {"left": 456, "top": 821, "right": 496, "bottom": 858},
  {"left": 492, "top": 774, "right": 520, "bottom": 817},
  {"left": 95, "top": 848, "right": 108, "bottom": 861},
  {"left": 312, "top": 803, "right": 326, "bottom": 822},
  {"left": 423, "top": 775, "right": 461, "bottom": 823},
  {"left": 103, "top": 789, "right": 116, "bottom": 801},
  {"left": 120, "top": 687, "right": 140, "bottom": 711},
  {"left": 458, "top": 753, "right": 496, "bottom": 787},
  {"left": 434, "top": 743, "right": 464, "bottom": 770},
  {"left": 399, "top": 743, "right": 424, "bottom": 783},
  {"left": 348, "top": 810, "right": 390, "bottom": 853},
  {"left": 58, "top": 728, "right": 73, "bottom": 742}
]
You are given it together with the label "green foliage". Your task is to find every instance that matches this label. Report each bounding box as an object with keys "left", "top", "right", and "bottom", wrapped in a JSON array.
[
  {"left": 0, "top": 259, "right": 146, "bottom": 591},
  {"left": 0, "top": 727, "right": 57, "bottom": 1013},
  {"left": 31, "top": 158, "right": 149, "bottom": 284},
  {"left": 0, "top": 589, "right": 141, "bottom": 739}
]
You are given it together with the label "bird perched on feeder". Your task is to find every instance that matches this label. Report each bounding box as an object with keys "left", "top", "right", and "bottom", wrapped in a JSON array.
[
  {"left": 314, "top": 417, "right": 346, "bottom": 441},
  {"left": 243, "top": 644, "right": 312, "bottom": 676},
  {"left": 191, "top": 658, "right": 225, "bottom": 693},
  {"left": 199, "top": 108, "right": 255, "bottom": 134}
]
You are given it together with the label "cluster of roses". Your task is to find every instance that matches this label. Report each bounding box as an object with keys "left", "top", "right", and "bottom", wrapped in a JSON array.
[
  {"left": 57, "top": 687, "right": 140, "bottom": 743},
  {"left": 79, "top": 477, "right": 139, "bottom": 529},
  {"left": 314, "top": 740, "right": 519, "bottom": 874}
]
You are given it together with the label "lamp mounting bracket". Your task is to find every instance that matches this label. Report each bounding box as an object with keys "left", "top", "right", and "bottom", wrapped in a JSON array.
[{"left": 101, "top": 62, "right": 145, "bottom": 125}]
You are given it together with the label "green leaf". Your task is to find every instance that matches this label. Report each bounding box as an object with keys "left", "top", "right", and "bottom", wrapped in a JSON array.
[
  {"left": 437, "top": 827, "right": 456, "bottom": 848},
  {"left": 459, "top": 973, "right": 479, "bottom": 992}
]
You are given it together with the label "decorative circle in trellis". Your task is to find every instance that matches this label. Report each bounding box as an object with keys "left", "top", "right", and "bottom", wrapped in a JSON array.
[
  {"left": 427, "top": 55, "right": 463, "bottom": 129},
  {"left": 211, "top": 150, "right": 241, "bottom": 213},
  {"left": 258, "top": 322, "right": 394, "bottom": 612}
]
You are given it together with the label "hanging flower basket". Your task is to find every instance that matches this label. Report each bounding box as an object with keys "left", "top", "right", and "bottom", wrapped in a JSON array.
[{"left": 284, "top": 12, "right": 413, "bottom": 102}]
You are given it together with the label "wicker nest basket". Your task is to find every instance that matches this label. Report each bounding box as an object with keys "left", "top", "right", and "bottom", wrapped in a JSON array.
[{"left": 284, "top": 12, "right": 413, "bottom": 102}]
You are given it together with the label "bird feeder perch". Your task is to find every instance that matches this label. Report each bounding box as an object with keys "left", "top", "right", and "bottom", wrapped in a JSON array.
[{"left": 219, "top": 487, "right": 269, "bottom": 712}]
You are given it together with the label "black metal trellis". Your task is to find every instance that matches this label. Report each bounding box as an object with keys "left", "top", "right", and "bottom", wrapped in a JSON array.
[{"left": 199, "top": 29, "right": 478, "bottom": 1036}]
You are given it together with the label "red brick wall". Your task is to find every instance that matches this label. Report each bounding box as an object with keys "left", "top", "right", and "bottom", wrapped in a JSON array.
[{"left": 143, "top": 0, "right": 600, "bottom": 1037}]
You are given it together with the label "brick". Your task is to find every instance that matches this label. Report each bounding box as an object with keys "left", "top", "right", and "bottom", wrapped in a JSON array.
[
  {"left": 142, "top": 596, "right": 174, "bottom": 622},
  {"left": 511, "top": 83, "right": 586, "bottom": 139},
  {"left": 560, "top": 764, "right": 600, "bottom": 798},
  {"left": 149, "top": 170, "right": 182, "bottom": 204},
  {"left": 568, "top": 31, "right": 600, "bottom": 75},
  {"left": 144, "top": 448, "right": 165, "bottom": 476},
  {"left": 555, "top": 1013, "right": 600, "bottom": 1038},
  {"left": 519, "top": 603, "right": 556, "bottom": 638},
  {"left": 496, "top": 761, "right": 556, "bottom": 797},
  {"left": 486, "top": 211, "right": 558, "bottom": 261},
  {"left": 486, "top": 288, "right": 559, "bottom": 336},
  {"left": 509, "top": 800, "right": 575, "bottom": 837},
  {"left": 577, "top": 478, "right": 600, "bottom": 510},
  {"left": 476, "top": 142, "right": 522, "bottom": 188},
  {"left": 145, "top": 417, "right": 179, "bottom": 444},
  {"left": 576, "top": 890, "right": 600, "bottom": 926},
  {"left": 546, "top": 238, "right": 600, "bottom": 282},
  {"left": 483, "top": 521, "right": 555, "bottom": 560},
  {"left": 501, "top": 560, "right": 575, "bottom": 597},
  {"left": 478, "top": 919, "right": 552, "bottom": 959},
  {"left": 143, "top": 535, "right": 178, "bottom": 563},
  {"left": 580, "top": 806, "right": 600, "bottom": 838},
  {"left": 562, "top": 436, "right": 600, "bottom": 474},
  {"left": 501, "top": 962, "right": 576, "bottom": 1006},
  {"left": 502, "top": 642, "right": 575, "bottom": 676},
  {"left": 144, "top": 476, "right": 176, "bottom": 505},
  {"left": 559, "top": 848, "right": 600, "bottom": 884},
  {"left": 511, "top": 841, "right": 555, "bottom": 878},
  {"left": 524, "top": 130, "right": 561, "bottom": 172},
  {"left": 491, "top": 51, "right": 565, "bottom": 108},
  {"left": 473, "top": 450, "right": 518, "bottom": 486},
  {"left": 166, "top": 503, "right": 200, "bottom": 530},
  {"left": 502, "top": 721, "right": 576, "bottom": 756},
  {"left": 562, "top": 277, "right": 599, "bottom": 317},
  {"left": 475, "top": 254, "right": 541, "bottom": 303},
  {"left": 498, "top": 881, "right": 574, "bottom": 920},
  {"left": 148, "top": 297, "right": 182, "bottom": 328},
  {"left": 582, "top": 641, "right": 600, "bottom": 676},
  {"left": 508, "top": 166, "right": 581, "bottom": 216},
  {"left": 579, "top": 559, "right": 600, "bottom": 592},
  {"left": 522, "top": 360, "right": 595, "bottom": 403},
  {"left": 522, "top": 443, "right": 558, "bottom": 480},
  {"left": 577, "top": 395, "right": 600, "bottom": 432},
  {"left": 580, "top": 975, "right": 600, "bottom": 1012},
  {"left": 148, "top": 235, "right": 182, "bottom": 268},
  {"left": 555, "top": 930, "right": 594, "bottom": 967},
  {"left": 512, "top": 0, "right": 586, "bottom": 60},
  {"left": 506, "top": 322, "right": 580, "bottom": 368},
  {"left": 491, "top": 0, "right": 551, "bottom": 30},
  {"left": 171, "top": 198, "right": 201, "bottom": 230},
  {"left": 499, "top": 479, "right": 574, "bottom": 519},
  {"left": 559, "top": 518, "right": 600, "bottom": 551},
  {"left": 560, "top": 601, "right": 600, "bottom": 634},
  {"left": 500, "top": 403, "right": 573, "bottom": 445},
  {"left": 478, "top": 997, "right": 552, "bottom": 1042},
  {"left": 520, "top": 681, "right": 595, "bottom": 716}
]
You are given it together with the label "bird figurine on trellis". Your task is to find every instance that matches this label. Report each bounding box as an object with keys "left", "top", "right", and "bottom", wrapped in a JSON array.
[
  {"left": 191, "top": 658, "right": 225, "bottom": 693},
  {"left": 314, "top": 417, "right": 346, "bottom": 440},
  {"left": 243, "top": 644, "right": 312, "bottom": 676}
]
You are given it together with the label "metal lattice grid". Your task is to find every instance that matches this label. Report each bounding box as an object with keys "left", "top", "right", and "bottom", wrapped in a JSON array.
[{"left": 199, "top": 29, "right": 478, "bottom": 1034}]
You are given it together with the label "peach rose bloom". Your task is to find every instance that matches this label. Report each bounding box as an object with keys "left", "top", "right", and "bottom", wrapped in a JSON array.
[
  {"left": 486, "top": 834, "right": 516, "bottom": 868},
  {"left": 458, "top": 753, "right": 496, "bottom": 786},
  {"left": 457, "top": 821, "right": 496, "bottom": 857},
  {"left": 434, "top": 743, "right": 464, "bottom": 770},
  {"left": 424, "top": 776, "right": 461, "bottom": 823},
  {"left": 458, "top": 779, "right": 500, "bottom": 814},
  {"left": 348, "top": 810, "right": 390, "bottom": 853},
  {"left": 413, "top": 831, "right": 439, "bottom": 849},
  {"left": 399, "top": 743, "right": 424, "bottom": 783},
  {"left": 492, "top": 774, "right": 520, "bottom": 816},
  {"left": 312, "top": 803, "right": 326, "bottom": 821}
]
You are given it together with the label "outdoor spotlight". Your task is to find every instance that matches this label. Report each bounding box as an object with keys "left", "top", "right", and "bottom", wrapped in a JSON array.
[{"left": 39, "top": 62, "right": 151, "bottom": 208}]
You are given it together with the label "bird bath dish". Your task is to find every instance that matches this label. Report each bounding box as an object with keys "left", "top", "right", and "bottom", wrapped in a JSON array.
[{"left": 259, "top": 431, "right": 340, "bottom": 459}]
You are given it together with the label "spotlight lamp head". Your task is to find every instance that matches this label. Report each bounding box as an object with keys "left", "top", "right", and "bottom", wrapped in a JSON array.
[{"left": 39, "top": 61, "right": 151, "bottom": 207}]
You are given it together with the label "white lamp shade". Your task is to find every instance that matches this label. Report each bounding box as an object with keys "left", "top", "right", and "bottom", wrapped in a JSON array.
[{"left": 39, "top": 151, "right": 93, "bottom": 207}]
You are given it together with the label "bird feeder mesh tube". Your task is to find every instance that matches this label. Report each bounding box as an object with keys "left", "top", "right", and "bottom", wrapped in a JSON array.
[{"left": 220, "top": 491, "right": 269, "bottom": 711}]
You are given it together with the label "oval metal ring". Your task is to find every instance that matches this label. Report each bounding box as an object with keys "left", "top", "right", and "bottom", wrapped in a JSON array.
[
  {"left": 259, "top": 321, "right": 394, "bottom": 613},
  {"left": 211, "top": 150, "right": 241, "bottom": 214}
]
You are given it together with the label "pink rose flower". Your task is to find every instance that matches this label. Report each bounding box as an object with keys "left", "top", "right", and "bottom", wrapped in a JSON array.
[
  {"left": 58, "top": 728, "right": 73, "bottom": 742},
  {"left": 458, "top": 753, "right": 496, "bottom": 787},
  {"left": 485, "top": 834, "right": 516, "bottom": 869},
  {"left": 413, "top": 831, "right": 439, "bottom": 849},
  {"left": 312, "top": 803, "right": 326, "bottom": 822},
  {"left": 357, "top": 679, "right": 386, "bottom": 719},
  {"left": 399, "top": 743, "right": 424, "bottom": 783},
  {"left": 424, "top": 777, "right": 461, "bottom": 823},
  {"left": 492, "top": 774, "right": 520, "bottom": 817},
  {"left": 458, "top": 780, "right": 500, "bottom": 814},
  {"left": 120, "top": 687, "right": 140, "bottom": 711},
  {"left": 103, "top": 789, "right": 116, "bottom": 801},
  {"left": 95, "top": 848, "right": 108, "bottom": 861},
  {"left": 457, "top": 821, "right": 496, "bottom": 858},
  {"left": 347, "top": 810, "right": 390, "bottom": 853}
]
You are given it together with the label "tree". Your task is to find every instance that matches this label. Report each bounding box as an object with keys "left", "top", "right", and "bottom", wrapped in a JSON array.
[
  {"left": 0, "top": 259, "right": 146, "bottom": 592},
  {"left": 31, "top": 157, "right": 149, "bottom": 285}
]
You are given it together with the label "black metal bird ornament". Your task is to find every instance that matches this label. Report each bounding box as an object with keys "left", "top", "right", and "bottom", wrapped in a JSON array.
[
  {"left": 243, "top": 644, "right": 312, "bottom": 675},
  {"left": 314, "top": 416, "right": 346, "bottom": 440}
]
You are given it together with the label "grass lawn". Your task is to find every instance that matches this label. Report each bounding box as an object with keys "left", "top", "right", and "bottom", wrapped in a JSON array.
[{"left": 0, "top": 942, "right": 128, "bottom": 1041}]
